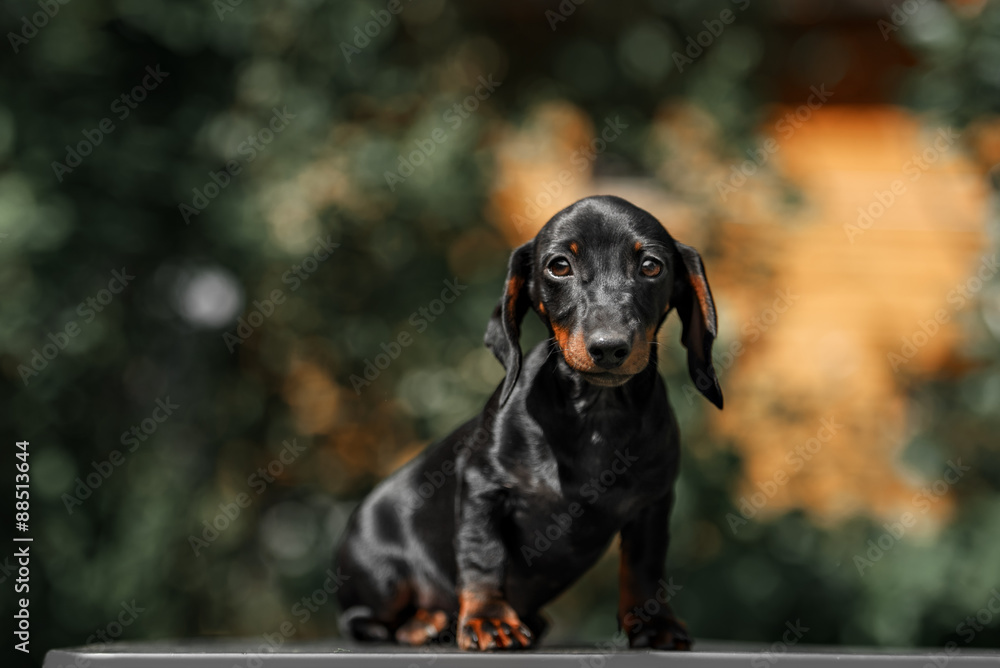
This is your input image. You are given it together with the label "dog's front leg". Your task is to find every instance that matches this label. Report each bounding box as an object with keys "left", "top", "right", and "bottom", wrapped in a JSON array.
[
  {"left": 618, "top": 492, "right": 692, "bottom": 650},
  {"left": 454, "top": 468, "right": 533, "bottom": 651}
]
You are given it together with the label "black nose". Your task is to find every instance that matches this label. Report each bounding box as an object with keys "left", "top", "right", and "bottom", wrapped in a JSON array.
[{"left": 586, "top": 333, "right": 632, "bottom": 369}]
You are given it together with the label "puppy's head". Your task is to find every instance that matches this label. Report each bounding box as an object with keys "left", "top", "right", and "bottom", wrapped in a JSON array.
[{"left": 485, "top": 195, "right": 723, "bottom": 409}]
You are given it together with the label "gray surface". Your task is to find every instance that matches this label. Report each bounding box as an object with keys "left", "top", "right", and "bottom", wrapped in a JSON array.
[{"left": 43, "top": 640, "right": 1000, "bottom": 668}]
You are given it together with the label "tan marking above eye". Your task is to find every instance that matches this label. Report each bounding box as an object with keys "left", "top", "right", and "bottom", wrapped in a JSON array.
[{"left": 569, "top": 242, "right": 579, "bottom": 255}]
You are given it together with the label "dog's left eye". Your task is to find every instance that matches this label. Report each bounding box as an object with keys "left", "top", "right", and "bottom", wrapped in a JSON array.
[
  {"left": 640, "top": 258, "right": 663, "bottom": 277},
  {"left": 547, "top": 257, "right": 573, "bottom": 277}
]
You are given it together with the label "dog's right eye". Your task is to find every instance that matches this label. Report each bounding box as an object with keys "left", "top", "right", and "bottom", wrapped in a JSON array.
[{"left": 547, "top": 257, "right": 573, "bottom": 277}]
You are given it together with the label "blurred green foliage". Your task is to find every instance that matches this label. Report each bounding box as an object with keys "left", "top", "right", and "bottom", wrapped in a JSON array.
[{"left": 0, "top": 0, "right": 998, "bottom": 663}]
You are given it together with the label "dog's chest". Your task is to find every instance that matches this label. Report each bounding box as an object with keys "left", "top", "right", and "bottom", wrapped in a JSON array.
[{"left": 511, "top": 416, "right": 668, "bottom": 525}]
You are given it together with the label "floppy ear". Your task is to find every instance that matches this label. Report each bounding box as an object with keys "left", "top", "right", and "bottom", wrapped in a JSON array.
[
  {"left": 484, "top": 241, "right": 534, "bottom": 406},
  {"left": 673, "top": 241, "right": 724, "bottom": 409}
]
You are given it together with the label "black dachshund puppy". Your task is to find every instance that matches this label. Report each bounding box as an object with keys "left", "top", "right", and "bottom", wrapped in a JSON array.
[{"left": 334, "top": 195, "right": 723, "bottom": 651}]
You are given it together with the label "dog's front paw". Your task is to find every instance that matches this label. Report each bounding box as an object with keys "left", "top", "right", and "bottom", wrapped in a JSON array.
[
  {"left": 627, "top": 615, "right": 692, "bottom": 651},
  {"left": 459, "top": 615, "right": 533, "bottom": 651},
  {"left": 457, "top": 597, "right": 533, "bottom": 651}
]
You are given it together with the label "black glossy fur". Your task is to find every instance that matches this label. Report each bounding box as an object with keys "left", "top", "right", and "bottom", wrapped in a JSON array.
[{"left": 334, "top": 196, "right": 723, "bottom": 651}]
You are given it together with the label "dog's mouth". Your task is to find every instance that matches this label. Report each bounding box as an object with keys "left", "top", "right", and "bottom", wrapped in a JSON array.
[{"left": 578, "top": 370, "right": 634, "bottom": 387}]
